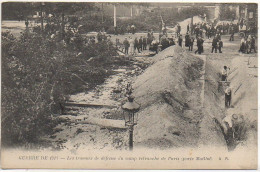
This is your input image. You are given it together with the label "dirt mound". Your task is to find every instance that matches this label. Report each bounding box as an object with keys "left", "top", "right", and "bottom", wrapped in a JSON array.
[{"left": 131, "top": 46, "right": 204, "bottom": 149}]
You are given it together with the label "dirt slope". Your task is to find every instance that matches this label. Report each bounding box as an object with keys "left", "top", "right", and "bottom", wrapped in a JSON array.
[{"left": 132, "top": 46, "right": 208, "bottom": 149}]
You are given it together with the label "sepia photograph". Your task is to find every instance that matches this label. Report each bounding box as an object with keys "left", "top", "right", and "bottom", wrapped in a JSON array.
[{"left": 1, "top": 1, "right": 258, "bottom": 169}]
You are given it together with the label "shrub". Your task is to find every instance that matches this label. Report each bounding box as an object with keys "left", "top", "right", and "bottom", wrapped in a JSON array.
[{"left": 1, "top": 30, "right": 117, "bottom": 147}]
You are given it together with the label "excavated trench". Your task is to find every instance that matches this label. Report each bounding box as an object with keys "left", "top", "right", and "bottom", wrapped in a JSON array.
[
  {"left": 50, "top": 45, "right": 255, "bottom": 152},
  {"left": 202, "top": 56, "right": 253, "bottom": 151}
]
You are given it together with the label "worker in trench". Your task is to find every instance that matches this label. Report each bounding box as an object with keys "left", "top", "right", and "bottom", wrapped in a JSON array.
[
  {"left": 222, "top": 114, "right": 246, "bottom": 141},
  {"left": 225, "top": 86, "right": 232, "bottom": 108},
  {"left": 221, "top": 66, "right": 230, "bottom": 81}
]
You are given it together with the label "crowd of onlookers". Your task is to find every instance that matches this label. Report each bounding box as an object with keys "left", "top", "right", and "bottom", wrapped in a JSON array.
[
  {"left": 239, "top": 34, "right": 256, "bottom": 54},
  {"left": 69, "top": 18, "right": 256, "bottom": 56}
]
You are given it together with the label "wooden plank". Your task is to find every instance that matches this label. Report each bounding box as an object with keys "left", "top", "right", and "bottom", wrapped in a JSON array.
[
  {"left": 218, "top": 81, "right": 231, "bottom": 83},
  {"left": 58, "top": 115, "right": 127, "bottom": 129},
  {"left": 64, "top": 102, "right": 118, "bottom": 109}
]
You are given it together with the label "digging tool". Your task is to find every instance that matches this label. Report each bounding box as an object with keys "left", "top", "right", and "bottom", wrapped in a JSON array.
[{"left": 234, "top": 83, "right": 243, "bottom": 95}]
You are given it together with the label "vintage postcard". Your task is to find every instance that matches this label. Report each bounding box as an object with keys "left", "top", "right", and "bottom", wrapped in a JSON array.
[{"left": 1, "top": 1, "right": 258, "bottom": 169}]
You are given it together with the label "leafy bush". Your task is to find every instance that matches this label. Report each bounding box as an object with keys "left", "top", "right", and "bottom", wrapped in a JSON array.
[{"left": 1, "top": 30, "right": 117, "bottom": 147}]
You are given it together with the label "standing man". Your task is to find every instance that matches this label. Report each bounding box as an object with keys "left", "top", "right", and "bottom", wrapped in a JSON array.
[
  {"left": 123, "top": 37, "right": 130, "bottom": 55},
  {"left": 218, "top": 38, "right": 223, "bottom": 53},
  {"left": 25, "top": 18, "right": 29, "bottom": 30},
  {"left": 134, "top": 37, "right": 140, "bottom": 53},
  {"left": 225, "top": 86, "right": 232, "bottom": 108},
  {"left": 229, "top": 25, "right": 234, "bottom": 41},
  {"left": 195, "top": 36, "right": 204, "bottom": 54},
  {"left": 177, "top": 24, "right": 181, "bottom": 37},
  {"left": 185, "top": 33, "right": 190, "bottom": 48},
  {"left": 189, "top": 36, "right": 195, "bottom": 51},
  {"left": 142, "top": 36, "right": 147, "bottom": 50},
  {"left": 211, "top": 36, "right": 218, "bottom": 53},
  {"left": 129, "top": 37, "right": 135, "bottom": 55},
  {"left": 138, "top": 36, "right": 143, "bottom": 52},
  {"left": 178, "top": 35, "right": 183, "bottom": 47},
  {"left": 97, "top": 31, "right": 102, "bottom": 42},
  {"left": 250, "top": 36, "right": 256, "bottom": 53}
]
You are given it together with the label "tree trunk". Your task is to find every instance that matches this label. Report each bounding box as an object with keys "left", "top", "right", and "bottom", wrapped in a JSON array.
[{"left": 61, "top": 12, "right": 65, "bottom": 39}]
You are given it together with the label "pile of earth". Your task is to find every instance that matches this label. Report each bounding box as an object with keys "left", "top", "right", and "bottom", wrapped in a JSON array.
[{"left": 131, "top": 45, "right": 205, "bottom": 149}]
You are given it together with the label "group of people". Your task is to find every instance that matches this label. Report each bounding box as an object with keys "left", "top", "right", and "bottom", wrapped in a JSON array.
[
  {"left": 97, "top": 31, "right": 109, "bottom": 42},
  {"left": 211, "top": 35, "right": 223, "bottom": 53},
  {"left": 184, "top": 33, "right": 195, "bottom": 51},
  {"left": 126, "top": 24, "right": 137, "bottom": 34},
  {"left": 190, "top": 21, "right": 239, "bottom": 39},
  {"left": 239, "top": 35, "right": 256, "bottom": 54},
  {"left": 122, "top": 36, "right": 148, "bottom": 55}
]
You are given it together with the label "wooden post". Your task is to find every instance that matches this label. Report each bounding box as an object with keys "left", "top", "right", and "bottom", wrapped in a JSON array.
[
  {"left": 40, "top": 4, "right": 44, "bottom": 32},
  {"left": 114, "top": 5, "right": 117, "bottom": 27},
  {"left": 129, "top": 125, "right": 133, "bottom": 151},
  {"left": 131, "top": 6, "right": 133, "bottom": 18},
  {"left": 101, "top": 3, "right": 104, "bottom": 24}
]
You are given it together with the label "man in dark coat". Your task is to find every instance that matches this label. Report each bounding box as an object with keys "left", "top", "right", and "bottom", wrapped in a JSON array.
[
  {"left": 195, "top": 36, "right": 204, "bottom": 54},
  {"left": 134, "top": 37, "right": 140, "bottom": 53},
  {"left": 178, "top": 35, "right": 183, "bottom": 47},
  {"left": 189, "top": 36, "right": 194, "bottom": 51},
  {"left": 123, "top": 37, "right": 130, "bottom": 54},
  {"left": 138, "top": 36, "right": 143, "bottom": 52},
  {"left": 229, "top": 26, "right": 234, "bottom": 41},
  {"left": 185, "top": 33, "right": 190, "bottom": 47},
  {"left": 142, "top": 36, "right": 147, "bottom": 50},
  {"left": 218, "top": 38, "right": 223, "bottom": 53},
  {"left": 177, "top": 24, "right": 181, "bottom": 36},
  {"left": 211, "top": 36, "right": 218, "bottom": 53}
]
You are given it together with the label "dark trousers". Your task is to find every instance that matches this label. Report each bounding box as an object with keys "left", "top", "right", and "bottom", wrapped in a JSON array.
[
  {"left": 212, "top": 46, "right": 217, "bottom": 53},
  {"left": 189, "top": 44, "right": 193, "bottom": 51},
  {"left": 221, "top": 75, "right": 227, "bottom": 81},
  {"left": 143, "top": 44, "right": 147, "bottom": 50},
  {"left": 125, "top": 47, "right": 129, "bottom": 54},
  {"left": 219, "top": 46, "right": 222, "bottom": 53},
  {"left": 250, "top": 46, "right": 256, "bottom": 53},
  {"left": 229, "top": 34, "right": 234, "bottom": 41},
  {"left": 195, "top": 45, "right": 203, "bottom": 54},
  {"left": 134, "top": 46, "right": 140, "bottom": 53},
  {"left": 225, "top": 94, "right": 231, "bottom": 108}
]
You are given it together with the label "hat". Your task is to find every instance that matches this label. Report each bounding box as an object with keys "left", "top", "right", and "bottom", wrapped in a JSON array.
[{"left": 232, "top": 114, "right": 238, "bottom": 120}]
